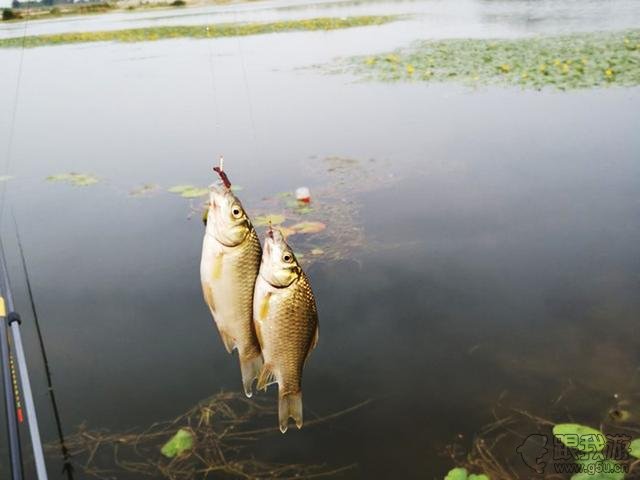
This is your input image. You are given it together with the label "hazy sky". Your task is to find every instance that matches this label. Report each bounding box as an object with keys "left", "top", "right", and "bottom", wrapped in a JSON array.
[{"left": 1, "top": 0, "right": 11, "bottom": 7}]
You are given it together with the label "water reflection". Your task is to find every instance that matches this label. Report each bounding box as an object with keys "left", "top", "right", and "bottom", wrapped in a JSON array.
[{"left": 0, "top": 0, "right": 639, "bottom": 477}]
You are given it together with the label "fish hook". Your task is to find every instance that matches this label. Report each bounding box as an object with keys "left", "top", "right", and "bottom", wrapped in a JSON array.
[{"left": 213, "top": 155, "right": 231, "bottom": 189}]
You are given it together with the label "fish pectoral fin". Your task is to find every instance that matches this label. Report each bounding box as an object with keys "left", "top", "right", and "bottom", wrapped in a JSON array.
[
  {"left": 212, "top": 252, "right": 223, "bottom": 280},
  {"left": 202, "top": 283, "right": 216, "bottom": 315},
  {"left": 257, "top": 364, "right": 278, "bottom": 392},
  {"left": 219, "top": 331, "right": 236, "bottom": 354},
  {"left": 279, "top": 392, "right": 303, "bottom": 433},
  {"left": 310, "top": 326, "right": 319, "bottom": 352},
  {"left": 240, "top": 355, "right": 263, "bottom": 398}
]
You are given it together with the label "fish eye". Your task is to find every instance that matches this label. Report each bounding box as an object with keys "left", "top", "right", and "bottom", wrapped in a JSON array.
[
  {"left": 282, "top": 252, "right": 293, "bottom": 263},
  {"left": 231, "top": 205, "right": 242, "bottom": 218}
]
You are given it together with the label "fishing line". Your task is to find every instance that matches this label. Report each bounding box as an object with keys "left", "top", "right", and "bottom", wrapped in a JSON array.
[
  {"left": 205, "top": 23, "right": 221, "bottom": 149},
  {"left": 0, "top": 9, "right": 30, "bottom": 227},
  {"left": 234, "top": 11, "right": 258, "bottom": 144},
  {"left": 13, "top": 214, "right": 74, "bottom": 479}
]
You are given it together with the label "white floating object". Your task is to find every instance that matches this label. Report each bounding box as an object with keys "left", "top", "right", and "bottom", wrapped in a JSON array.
[{"left": 295, "top": 187, "right": 311, "bottom": 203}]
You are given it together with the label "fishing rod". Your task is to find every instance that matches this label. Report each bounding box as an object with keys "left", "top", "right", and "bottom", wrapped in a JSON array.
[
  {"left": 0, "top": 235, "right": 48, "bottom": 480},
  {"left": 0, "top": 240, "right": 23, "bottom": 479}
]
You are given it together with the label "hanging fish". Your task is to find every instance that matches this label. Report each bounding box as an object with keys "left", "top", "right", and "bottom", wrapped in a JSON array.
[
  {"left": 200, "top": 179, "right": 263, "bottom": 397},
  {"left": 253, "top": 229, "right": 319, "bottom": 433}
]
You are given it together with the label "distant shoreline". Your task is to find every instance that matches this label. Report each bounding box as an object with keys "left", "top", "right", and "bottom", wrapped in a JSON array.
[{"left": 1, "top": 0, "right": 260, "bottom": 23}]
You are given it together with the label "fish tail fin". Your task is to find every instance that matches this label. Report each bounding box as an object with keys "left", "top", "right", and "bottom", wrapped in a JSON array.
[
  {"left": 239, "top": 354, "right": 263, "bottom": 398},
  {"left": 278, "top": 392, "right": 303, "bottom": 434},
  {"left": 256, "top": 363, "right": 278, "bottom": 392}
]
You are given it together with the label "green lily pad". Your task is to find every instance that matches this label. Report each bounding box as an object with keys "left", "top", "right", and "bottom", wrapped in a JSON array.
[
  {"left": 168, "top": 185, "right": 209, "bottom": 198},
  {"left": 290, "top": 221, "right": 326, "bottom": 234},
  {"left": 629, "top": 438, "right": 640, "bottom": 458},
  {"left": 46, "top": 173, "right": 98, "bottom": 187},
  {"left": 444, "top": 468, "right": 468, "bottom": 480},
  {"left": 160, "top": 428, "right": 194, "bottom": 458},
  {"left": 168, "top": 184, "right": 195, "bottom": 193},
  {"left": 571, "top": 459, "right": 625, "bottom": 480},
  {"left": 278, "top": 226, "right": 296, "bottom": 238},
  {"left": 552, "top": 424, "right": 606, "bottom": 452},
  {"left": 254, "top": 214, "right": 286, "bottom": 227},
  {"left": 129, "top": 184, "right": 159, "bottom": 197},
  {"left": 295, "top": 205, "right": 314, "bottom": 215},
  {"left": 180, "top": 188, "right": 209, "bottom": 198},
  {"left": 73, "top": 175, "right": 98, "bottom": 186},
  {"left": 469, "top": 475, "right": 490, "bottom": 480},
  {"left": 46, "top": 173, "right": 74, "bottom": 182}
]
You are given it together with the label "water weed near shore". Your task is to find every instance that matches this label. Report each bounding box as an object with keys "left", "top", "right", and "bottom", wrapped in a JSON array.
[
  {"left": 0, "top": 15, "right": 397, "bottom": 48},
  {"left": 338, "top": 30, "right": 640, "bottom": 90}
]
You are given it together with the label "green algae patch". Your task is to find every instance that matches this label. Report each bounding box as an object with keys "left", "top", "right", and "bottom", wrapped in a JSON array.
[
  {"left": 0, "top": 15, "right": 397, "bottom": 48},
  {"left": 340, "top": 30, "right": 640, "bottom": 90}
]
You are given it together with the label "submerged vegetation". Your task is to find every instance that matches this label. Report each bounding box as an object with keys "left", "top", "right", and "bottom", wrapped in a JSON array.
[
  {"left": 0, "top": 15, "right": 397, "bottom": 48},
  {"left": 340, "top": 29, "right": 640, "bottom": 90},
  {"left": 445, "top": 390, "right": 640, "bottom": 480},
  {"left": 51, "top": 391, "right": 366, "bottom": 479}
]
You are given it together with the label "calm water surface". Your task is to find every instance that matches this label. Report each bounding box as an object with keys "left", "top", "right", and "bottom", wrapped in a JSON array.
[{"left": 0, "top": 0, "right": 639, "bottom": 478}]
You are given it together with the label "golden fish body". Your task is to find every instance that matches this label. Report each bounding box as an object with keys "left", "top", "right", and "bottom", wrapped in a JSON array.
[
  {"left": 253, "top": 230, "right": 318, "bottom": 433},
  {"left": 201, "top": 186, "right": 263, "bottom": 397}
]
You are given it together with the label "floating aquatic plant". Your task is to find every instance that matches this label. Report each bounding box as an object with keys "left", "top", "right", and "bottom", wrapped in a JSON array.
[
  {"left": 337, "top": 29, "right": 640, "bottom": 90},
  {"left": 160, "top": 428, "right": 194, "bottom": 458},
  {"left": 630, "top": 438, "right": 640, "bottom": 458},
  {"left": 289, "top": 221, "right": 326, "bottom": 235},
  {"left": 253, "top": 214, "right": 286, "bottom": 227},
  {"left": 552, "top": 423, "right": 607, "bottom": 452},
  {"left": 129, "top": 183, "right": 159, "bottom": 197},
  {"left": 444, "top": 468, "right": 489, "bottom": 480},
  {"left": 443, "top": 390, "right": 640, "bottom": 480},
  {"left": 0, "top": 175, "right": 13, "bottom": 182},
  {"left": 0, "top": 15, "right": 397, "bottom": 48},
  {"left": 168, "top": 184, "right": 209, "bottom": 198},
  {"left": 46, "top": 173, "right": 98, "bottom": 187},
  {"left": 572, "top": 458, "right": 625, "bottom": 480}
]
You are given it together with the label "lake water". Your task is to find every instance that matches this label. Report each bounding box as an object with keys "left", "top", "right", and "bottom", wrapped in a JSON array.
[{"left": 0, "top": 0, "right": 639, "bottom": 478}]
